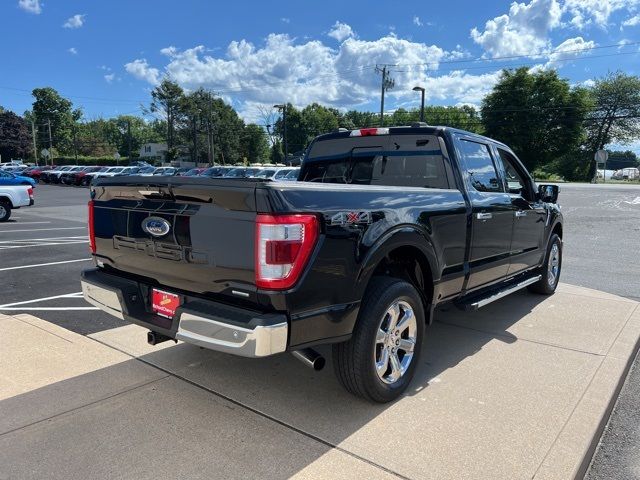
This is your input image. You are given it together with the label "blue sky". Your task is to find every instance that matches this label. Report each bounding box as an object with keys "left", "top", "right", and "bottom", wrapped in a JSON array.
[{"left": 1, "top": 0, "right": 639, "bottom": 128}]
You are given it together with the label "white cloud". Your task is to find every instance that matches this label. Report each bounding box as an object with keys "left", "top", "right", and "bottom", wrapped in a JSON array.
[
  {"left": 544, "top": 36, "right": 596, "bottom": 68},
  {"left": 68, "top": 47, "right": 78, "bottom": 55},
  {"left": 471, "top": 0, "right": 562, "bottom": 57},
  {"left": 413, "top": 16, "right": 423, "bottom": 27},
  {"left": 124, "top": 59, "right": 161, "bottom": 85},
  {"left": 18, "top": 0, "right": 41, "bottom": 14},
  {"left": 327, "top": 21, "right": 356, "bottom": 42},
  {"left": 281, "top": 17, "right": 290, "bottom": 24},
  {"left": 622, "top": 14, "right": 640, "bottom": 26},
  {"left": 104, "top": 73, "right": 116, "bottom": 84},
  {"left": 563, "top": 0, "right": 640, "bottom": 29},
  {"left": 63, "top": 14, "right": 86, "bottom": 29},
  {"left": 124, "top": 32, "right": 504, "bottom": 117}
]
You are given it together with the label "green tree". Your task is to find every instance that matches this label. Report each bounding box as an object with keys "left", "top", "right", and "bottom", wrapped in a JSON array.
[
  {"left": 585, "top": 72, "right": 640, "bottom": 177},
  {"left": 241, "top": 124, "right": 269, "bottom": 163},
  {"left": 148, "top": 80, "right": 185, "bottom": 159},
  {"left": 481, "top": 68, "right": 590, "bottom": 172},
  {"left": 0, "top": 110, "right": 33, "bottom": 160},
  {"left": 31, "top": 87, "right": 82, "bottom": 155},
  {"left": 273, "top": 103, "right": 339, "bottom": 154}
]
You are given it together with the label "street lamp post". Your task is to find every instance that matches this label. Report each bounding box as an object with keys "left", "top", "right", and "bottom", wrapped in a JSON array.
[
  {"left": 274, "top": 104, "right": 288, "bottom": 163},
  {"left": 412, "top": 86, "right": 425, "bottom": 123}
]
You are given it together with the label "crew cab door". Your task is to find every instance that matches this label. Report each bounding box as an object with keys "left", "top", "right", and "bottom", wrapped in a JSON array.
[
  {"left": 456, "top": 137, "right": 515, "bottom": 290},
  {"left": 493, "top": 147, "right": 546, "bottom": 275}
]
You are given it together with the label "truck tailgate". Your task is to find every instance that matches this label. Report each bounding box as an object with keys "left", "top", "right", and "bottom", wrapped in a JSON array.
[{"left": 91, "top": 177, "right": 259, "bottom": 298}]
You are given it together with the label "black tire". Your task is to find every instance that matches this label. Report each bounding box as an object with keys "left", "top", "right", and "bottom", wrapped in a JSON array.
[
  {"left": 81, "top": 177, "right": 91, "bottom": 187},
  {"left": 332, "top": 276, "right": 425, "bottom": 403},
  {"left": 528, "top": 233, "right": 562, "bottom": 295},
  {"left": 0, "top": 201, "right": 12, "bottom": 222}
]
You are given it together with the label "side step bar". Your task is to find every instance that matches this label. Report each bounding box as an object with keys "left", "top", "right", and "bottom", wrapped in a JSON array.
[{"left": 457, "top": 275, "right": 542, "bottom": 311}]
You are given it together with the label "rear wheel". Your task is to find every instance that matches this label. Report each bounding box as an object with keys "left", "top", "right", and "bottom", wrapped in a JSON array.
[
  {"left": 0, "top": 201, "right": 12, "bottom": 222},
  {"left": 528, "top": 233, "right": 562, "bottom": 295},
  {"left": 332, "top": 276, "right": 425, "bottom": 403}
]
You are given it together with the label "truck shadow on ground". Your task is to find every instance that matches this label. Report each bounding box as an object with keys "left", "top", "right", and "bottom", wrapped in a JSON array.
[{"left": 1, "top": 290, "right": 549, "bottom": 479}]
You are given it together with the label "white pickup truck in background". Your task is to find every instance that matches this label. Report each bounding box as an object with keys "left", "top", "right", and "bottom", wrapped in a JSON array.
[{"left": 0, "top": 185, "right": 34, "bottom": 222}]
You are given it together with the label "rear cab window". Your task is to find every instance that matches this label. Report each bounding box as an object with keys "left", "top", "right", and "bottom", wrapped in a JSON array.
[{"left": 301, "top": 133, "right": 452, "bottom": 189}]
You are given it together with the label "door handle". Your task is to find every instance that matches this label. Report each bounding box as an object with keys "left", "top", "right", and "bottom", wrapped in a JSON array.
[
  {"left": 515, "top": 210, "right": 527, "bottom": 218},
  {"left": 476, "top": 212, "right": 493, "bottom": 220}
]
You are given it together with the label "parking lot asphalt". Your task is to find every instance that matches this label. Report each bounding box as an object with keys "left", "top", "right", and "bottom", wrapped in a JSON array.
[{"left": 1, "top": 182, "right": 639, "bottom": 479}]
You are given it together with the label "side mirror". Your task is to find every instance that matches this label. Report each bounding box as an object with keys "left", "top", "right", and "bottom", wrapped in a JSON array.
[{"left": 538, "top": 184, "right": 559, "bottom": 203}]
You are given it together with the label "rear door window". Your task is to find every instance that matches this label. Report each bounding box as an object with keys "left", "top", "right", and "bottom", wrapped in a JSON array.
[{"left": 458, "top": 139, "right": 503, "bottom": 193}]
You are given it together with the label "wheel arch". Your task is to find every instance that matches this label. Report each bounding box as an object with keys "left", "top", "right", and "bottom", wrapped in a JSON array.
[
  {"left": 0, "top": 195, "right": 14, "bottom": 208},
  {"left": 356, "top": 227, "right": 438, "bottom": 323}
]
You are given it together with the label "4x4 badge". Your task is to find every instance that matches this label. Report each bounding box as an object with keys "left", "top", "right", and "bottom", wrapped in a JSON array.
[{"left": 329, "top": 211, "right": 372, "bottom": 226}]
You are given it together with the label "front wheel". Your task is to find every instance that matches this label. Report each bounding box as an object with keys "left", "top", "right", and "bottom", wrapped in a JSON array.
[
  {"left": 0, "top": 202, "right": 12, "bottom": 222},
  {"left": 332, "top": 276, "right": 425, "bottom": 403},
  {"left": 529, "top": 233, "right": 562, "bottom": 295}
]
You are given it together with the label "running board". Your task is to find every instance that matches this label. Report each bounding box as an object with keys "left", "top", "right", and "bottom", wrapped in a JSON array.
[{"left": 457, "top": 275, "right": 542, "bottom": 311}]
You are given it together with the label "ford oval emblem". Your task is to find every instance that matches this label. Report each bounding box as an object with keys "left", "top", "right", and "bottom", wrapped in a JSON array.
[{"left": 142, "top": 216, "right": 171, "bottom": 237}]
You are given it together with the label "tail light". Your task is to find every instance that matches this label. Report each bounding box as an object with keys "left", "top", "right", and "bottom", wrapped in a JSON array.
[
  {"left": 88, "top": 200, "right": 96, "bottom": 254},
  {"left": 255, "top": 214, "right": 319, "bottom": 290},
  {"left": 27, "top": 187, "right": 34, "bottom": 200}
]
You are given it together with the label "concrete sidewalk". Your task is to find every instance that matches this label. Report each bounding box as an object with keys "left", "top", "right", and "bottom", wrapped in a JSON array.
[{"left": 1, "top": 283, "right": 639, "bottom": 480}]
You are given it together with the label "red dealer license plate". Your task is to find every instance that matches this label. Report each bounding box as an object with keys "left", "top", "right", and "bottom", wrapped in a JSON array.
[{"left": 152, "top": 289, "right": 181, "bottom": 319}]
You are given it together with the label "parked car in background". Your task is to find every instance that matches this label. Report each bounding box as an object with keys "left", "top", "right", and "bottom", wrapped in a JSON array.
[
  {"left": 0, "top": 185, "right": 34, "bottom": 221},
  {"left": 41, "top": 166, "right": 73, "bottom": 183},
  {"left": 253, "top": 168, "right": 279, "bottom": 179},
  {"left": 182, "top": 168, "right": 207, "bottom": 176},
  {"left": 62, "top": 166, "right": 104, "bottom": 186},
  {"left": 282, "top": 168, "right": 300, "bottom": 181},
  {"left": 223, "top": 167, "right": 262, "bottom": 178},
  {"left": 271, "top": 167, "right": 297, "bottom": 181},
  {"left": 0, "top": 169, "right": 37, "bottom": 187},
  {"left": 200, "top": 166, "right": 231, "bottom": 177},
  {"left": 22, "top": 165, "right": 53, "bottom": 181}
]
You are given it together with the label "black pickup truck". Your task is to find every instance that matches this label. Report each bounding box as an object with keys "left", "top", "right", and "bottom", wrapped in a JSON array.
[{"left": 82, "top": 124, "right": 563, "bottom": 403}]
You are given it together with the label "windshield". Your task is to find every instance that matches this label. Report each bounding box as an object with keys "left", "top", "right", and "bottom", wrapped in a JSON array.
[
  {"left": 285, "top": 169, "right": 300, "bottom": 179},
  {"left": 274, "top": 169, "right": 292, "bottom": 179},
  {"left": 224, "top": 168, "right": 246, "bottom": 177}
]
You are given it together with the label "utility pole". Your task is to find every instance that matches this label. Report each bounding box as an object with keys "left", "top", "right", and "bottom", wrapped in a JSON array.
[
  {"left": 72, "top": 125, "right": 78, "bottom": 164},
  {"left": 127, "top": 120, "right": 132, "bottom": 161},
  {"left": 47, "top": 119, "right": 53, "bottom": 166},
  {"left": 273, "top": 104, "right": 288, "bottom": 163},
  {"left": 192, "top": 115, "right": 198, "bottom": 164},
  {"left": 31, "top": 122, "right": 38, "bottom": 165},
  {"left": 376, "top": 65, "right": 395, "bottom": 127}
]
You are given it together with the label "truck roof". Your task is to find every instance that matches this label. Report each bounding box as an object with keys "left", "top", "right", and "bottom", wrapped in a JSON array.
[{"left": 312, "top": 125, "right": 508, "bottom": 149}]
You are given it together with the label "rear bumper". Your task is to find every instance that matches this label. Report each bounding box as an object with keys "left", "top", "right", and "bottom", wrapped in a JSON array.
[{"left": 81, "top": 268, "right": 288, "bottom": 357}]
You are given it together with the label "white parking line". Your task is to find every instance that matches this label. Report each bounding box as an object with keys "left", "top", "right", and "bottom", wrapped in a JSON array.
[
  {"left": 0, "top": 307, "right": 99, "bottom": 311},
  {"left": 0, "top": 258, "right": 91, "bottom": 272},
  {"left": 0, "top": 235, "right": 87, "bottom": 244},
  {"left": 0, "top": 241, "right": 89, "bottom": 250},
  {"left": 0, "top": 292, "right": 84, "bottom": 308},
  {"left": 0, "top": 221, "right": 49, "bottom": 225},
  {"left": 0, "top": 235, "right": 88, "bottom": 250},
  {"left": 0, "top": 227, "right": 86, "bottom": 234}
]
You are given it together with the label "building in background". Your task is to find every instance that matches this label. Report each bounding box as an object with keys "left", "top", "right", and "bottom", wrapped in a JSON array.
[{"left": 139, "top": 143, "right": 168, "bottom": 163}]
